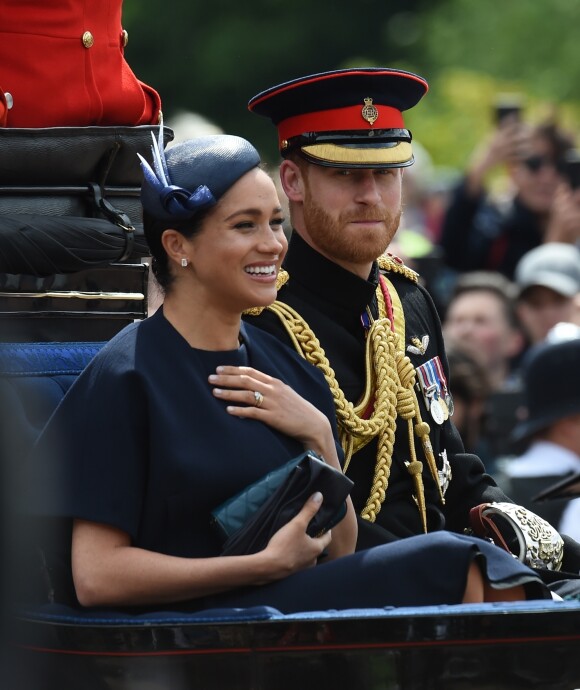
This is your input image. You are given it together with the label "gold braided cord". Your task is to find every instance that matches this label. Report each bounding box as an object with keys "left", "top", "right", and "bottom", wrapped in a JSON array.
[
  {"left": 357, "top": 319, "right": 398, "bottom": 522},
  {"left": 258, "top": 260, "right": 443, "bottom": 528},
  {"left": 377, "top": 271, "right": 444, "bottom": 510},
  {"left": 377, "top": 254, "right": 419, "bottom": 283},
  {"left": 266, "top": 302, "right": 399, "bottom": 524},
  {"left": 267, "top": 301, "right": 398, "bottom": 442},
  {"left": 396, "top": 351, "right": 445, "bottom": 506}
]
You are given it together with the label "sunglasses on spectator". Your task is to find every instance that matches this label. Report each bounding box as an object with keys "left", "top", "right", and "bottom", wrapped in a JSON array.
[{"left": 522, "top": 155, "right": 558, "bottom": 173}]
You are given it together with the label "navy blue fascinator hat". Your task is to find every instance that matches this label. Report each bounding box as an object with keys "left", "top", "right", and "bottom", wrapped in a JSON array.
[{"left": 139, "top": 130, "right": 261, "bottom": 221}]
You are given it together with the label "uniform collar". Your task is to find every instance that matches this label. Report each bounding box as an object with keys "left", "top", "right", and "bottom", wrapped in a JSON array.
[{"left": 283, "top": 231, "right": 378, "bottom": 313}]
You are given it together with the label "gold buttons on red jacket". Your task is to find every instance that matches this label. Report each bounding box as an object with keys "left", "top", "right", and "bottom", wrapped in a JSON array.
[{"left": 82, "top": 31, "right": 94, "bottom": 48}]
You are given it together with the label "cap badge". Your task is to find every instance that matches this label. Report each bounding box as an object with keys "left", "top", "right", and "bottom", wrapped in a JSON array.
[{"left": 361, "top": 98, "right": 379, "bottom": 126}]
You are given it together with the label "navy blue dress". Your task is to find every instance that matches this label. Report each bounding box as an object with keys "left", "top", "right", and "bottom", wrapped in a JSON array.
[{"left": 29, "top": 308, "right": 548, "bottom": 612}]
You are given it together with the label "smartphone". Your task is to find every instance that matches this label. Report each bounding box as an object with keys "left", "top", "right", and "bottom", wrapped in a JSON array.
[
  {"left": 493, "top": 94, "right": 523, "bottom": 125},
  {"left": 562, "top": 149, "right": 580, "bottom": 189}
]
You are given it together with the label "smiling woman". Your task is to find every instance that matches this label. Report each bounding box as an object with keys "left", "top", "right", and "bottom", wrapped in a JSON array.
[
  {"left": 26, "top": 131, "right": 549, "bottom": 615},
  {"left": 169, "top": 167, "right": 286, "bottom": 322}
]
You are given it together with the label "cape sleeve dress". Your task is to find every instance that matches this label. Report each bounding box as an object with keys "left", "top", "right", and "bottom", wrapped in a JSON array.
[{"left": 26, "top": 308, "right": 548, "bottom": 613}]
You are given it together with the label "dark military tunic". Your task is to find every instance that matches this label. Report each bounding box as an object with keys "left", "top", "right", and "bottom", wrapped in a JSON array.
[{"left": 244, "top": 233, "right": 580, "bottom": 584}]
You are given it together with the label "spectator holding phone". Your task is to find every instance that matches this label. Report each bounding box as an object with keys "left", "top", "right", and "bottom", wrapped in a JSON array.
[
  {"left": 544, "top": 150, "right": 580, "bottom": 245},
  {"left": 439, "top": 106, "right": 576, "bottom": 279}
]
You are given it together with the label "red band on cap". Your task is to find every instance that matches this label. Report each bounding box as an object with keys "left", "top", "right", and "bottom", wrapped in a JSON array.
[{"left": 277, "top": 105, "right": 405, "bottom": 146}]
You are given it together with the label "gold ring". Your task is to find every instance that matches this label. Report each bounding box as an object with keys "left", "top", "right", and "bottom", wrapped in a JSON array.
[{"left": 253, "top": 390, "right": 264, "bottom": 408}]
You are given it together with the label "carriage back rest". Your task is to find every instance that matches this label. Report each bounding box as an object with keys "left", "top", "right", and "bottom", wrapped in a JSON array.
[
  {"left": 0, "top": 342, "right": 106, "bottom": 608},
  {"left": 0, "top": 341, "right": 106, "bottom": 460}
]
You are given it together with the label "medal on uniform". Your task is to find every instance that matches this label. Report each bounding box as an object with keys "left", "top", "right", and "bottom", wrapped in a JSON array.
[
  {"left": 429, "top": 397, "right": 445, "bottom": 425},
  {"left": 432, "top": 356, "right": 454, "bottom": 419},
  {"left": 416, "top": 356, "right": 449, "bottom": 425},
  {"left": 445, "top": 390, "right": 454, "bottom": 417},
  {"left": 438, "top": 449, "right": 452, "bottom": 496}
]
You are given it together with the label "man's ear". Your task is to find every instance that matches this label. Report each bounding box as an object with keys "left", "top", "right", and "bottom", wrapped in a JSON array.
[
  {"left": 280, "top": 159, "right": 305, "bottom": 202},
  {"left": 161, "top": 229, "right": 188, "bottom": 266}
]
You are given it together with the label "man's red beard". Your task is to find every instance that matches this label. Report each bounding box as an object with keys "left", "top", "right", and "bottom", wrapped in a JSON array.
[{"left": 302, "top": 193, "right": 401, "bottom": 265}]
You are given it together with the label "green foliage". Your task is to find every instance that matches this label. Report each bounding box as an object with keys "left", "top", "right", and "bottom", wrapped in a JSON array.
[
  {"left": 122, "top": 0, "right": 580, "bottom": 172},
  {"left": 122, "top": 0, "right": 428, "bottom": 162},
  {"left": 410, "top": 0, "right": 580, "bottom": 168}
]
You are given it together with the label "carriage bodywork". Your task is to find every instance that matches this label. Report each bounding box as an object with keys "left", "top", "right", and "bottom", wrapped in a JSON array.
[
  {"left": 8, "top": 600, "right": 580, "bottom": 689},
  {"left": 1, "top": 126, "right": 580, "bottom": 689}
]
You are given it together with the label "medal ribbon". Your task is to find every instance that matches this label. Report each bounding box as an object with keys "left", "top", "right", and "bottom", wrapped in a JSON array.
[
  {"left": 433, "top": 356, "right": 449, "bottom": 398},
  {"left": 416, "top": 360, "right": 438, "bottom": 400}
]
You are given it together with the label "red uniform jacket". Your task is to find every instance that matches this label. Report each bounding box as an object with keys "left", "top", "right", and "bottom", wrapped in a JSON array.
[{"left": 0, "top": 0, "right": 161, "bottom": 127}]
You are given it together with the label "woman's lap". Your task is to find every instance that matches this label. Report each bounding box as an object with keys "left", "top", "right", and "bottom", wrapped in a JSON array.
[{"left": 205, "top": 531, "right": 547, "bottom": 614}]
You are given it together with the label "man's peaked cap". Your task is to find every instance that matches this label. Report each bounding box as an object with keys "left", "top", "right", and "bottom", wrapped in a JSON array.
[{"left": 248, "top": 67, "right": 428, "bottom": 168}]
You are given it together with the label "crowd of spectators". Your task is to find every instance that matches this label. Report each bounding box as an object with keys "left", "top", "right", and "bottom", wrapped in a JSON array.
[{"left": 399, "top": 101, "right": 580, "bottom": 523}]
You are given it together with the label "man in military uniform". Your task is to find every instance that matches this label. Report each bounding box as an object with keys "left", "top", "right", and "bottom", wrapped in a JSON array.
[{"left": 244, "top": 67, "right": 580, "bottom": 593}]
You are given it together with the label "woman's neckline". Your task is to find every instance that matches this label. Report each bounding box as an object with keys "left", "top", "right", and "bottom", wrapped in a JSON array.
[{"left": 157, "top": 306, "right": 247, "bottom": 353}]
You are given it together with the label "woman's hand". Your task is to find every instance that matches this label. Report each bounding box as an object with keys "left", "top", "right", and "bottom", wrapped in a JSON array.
[
  {"left": 71, "top": 500, "right": 330, "bottom": 608},
  {"left": 209, "top": 365, "right": 358, "bottom": 558},
  {"left": 255, "top": 492, "right": 334, "bottom": 583},
  {"left": 466, "top": 118, "right": 529, "bottom": 197},
  {"left": 209, "top": 365, "right": 333, "bottom": 454}
]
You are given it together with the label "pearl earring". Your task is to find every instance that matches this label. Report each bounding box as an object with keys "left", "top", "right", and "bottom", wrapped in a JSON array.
[{"left": 181, "top": 257, "right": 188, "bottom": 268}]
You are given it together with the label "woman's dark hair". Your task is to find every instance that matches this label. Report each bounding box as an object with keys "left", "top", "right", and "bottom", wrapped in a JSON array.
[{"left": 143, "top": 207, "right": 211, "bottom": 292}]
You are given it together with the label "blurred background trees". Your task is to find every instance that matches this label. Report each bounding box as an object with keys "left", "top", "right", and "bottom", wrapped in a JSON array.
[{"left": 123, "top": 0, "right": 580, "bottom": 171}]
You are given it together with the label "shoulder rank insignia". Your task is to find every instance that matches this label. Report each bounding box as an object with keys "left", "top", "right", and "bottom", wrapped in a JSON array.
[
  {"left": 407, "top": 335, "right": 429, "bottom": 356},
  {"left": 377, "top": 254, "right": 419, "bottom": 284}
]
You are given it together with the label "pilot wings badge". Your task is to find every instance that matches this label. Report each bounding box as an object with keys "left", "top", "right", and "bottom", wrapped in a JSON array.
[{"left": 406, "top": 335, "right": 429, "bottom": 356}]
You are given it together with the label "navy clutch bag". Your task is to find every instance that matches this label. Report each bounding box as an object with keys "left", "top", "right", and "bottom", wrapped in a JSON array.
[{"left": 211, "top": 450, "right": 353, "bottom": 556}]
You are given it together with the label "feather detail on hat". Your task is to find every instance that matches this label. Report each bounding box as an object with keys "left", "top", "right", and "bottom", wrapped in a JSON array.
[{"left": 138, "top": 121, "right": 216, "bottom": 220}]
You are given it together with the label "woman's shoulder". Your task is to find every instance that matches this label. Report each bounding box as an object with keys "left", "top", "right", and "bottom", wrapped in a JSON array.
[
  {"left": 92, "top": 310, "right": 168, "bottom": 368},
  {"left": 88, "top": 321, "right": 141, "bottom": 370},
  {"left": 70, "top": 317, "right": 161, "bottom": 389}
]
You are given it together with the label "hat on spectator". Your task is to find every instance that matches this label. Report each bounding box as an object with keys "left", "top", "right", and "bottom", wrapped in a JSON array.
[
  {"left": 511, "top": 336, "right": 580, "bottom": 441},
  {"left": 515, "top": 243, "right": 580, "bottom": 299},
  {"left": 248, "top": 67, "right": 428, "bottom": 169}
]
